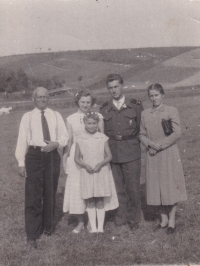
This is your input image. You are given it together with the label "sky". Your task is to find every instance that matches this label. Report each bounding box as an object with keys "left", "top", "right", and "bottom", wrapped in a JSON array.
[{"left": 0, "top": 0, "right": 200, "bottom": 57}]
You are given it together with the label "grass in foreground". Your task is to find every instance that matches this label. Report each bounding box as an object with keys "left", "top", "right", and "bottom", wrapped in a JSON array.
[{"left": 0, "top": 91, "right": 200, "bottom": 265}]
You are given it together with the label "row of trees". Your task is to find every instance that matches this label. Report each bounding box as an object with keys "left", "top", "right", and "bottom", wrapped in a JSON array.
[{"left": 0, "top": 68, "right": 65, "bottom": 97}]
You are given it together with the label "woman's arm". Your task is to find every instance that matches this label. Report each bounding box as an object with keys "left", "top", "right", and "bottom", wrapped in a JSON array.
[
  {"left": 93, "top": 141, "right": 112, "bottom": 172},
  {"left": 74, "top": 142, "right": 93, "bottom": 173},
  {"left": 157, "top": 107, "right": 181, "bottom": 150},
  {"left": 139, "top": 114, "right": 161, "bottom": 151},
  {"left": 98, "top": 113, "right": 104, "bottom": 133},
  {"left": 98, "top": 119, "right": 104, "bottom": 133},
  {"left": 62, "top": 120, "right": 73, "bottom": 169},
  {"left": 63, "top": 120, "right": 73, "bottom": 156}
]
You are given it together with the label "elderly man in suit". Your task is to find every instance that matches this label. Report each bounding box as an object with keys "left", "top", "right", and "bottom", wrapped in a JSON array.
[
  {"left": 100, "top": 74, "right": 143, "bottom": 230},
  {"left": 15, "top": 87, "right": 68, "bottom": 248}
]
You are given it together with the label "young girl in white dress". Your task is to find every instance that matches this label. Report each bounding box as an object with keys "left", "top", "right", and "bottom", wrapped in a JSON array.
[{"left": 75, "top": 112, "right": 119, "bottom": 233}]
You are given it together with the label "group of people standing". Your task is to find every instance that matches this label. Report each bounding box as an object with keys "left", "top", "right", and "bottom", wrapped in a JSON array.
[{"left": 15, "top": 74, "right": 187, "bottom": 249}]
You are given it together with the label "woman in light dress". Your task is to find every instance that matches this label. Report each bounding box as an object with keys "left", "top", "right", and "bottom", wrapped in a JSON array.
[
  {"left": 139, "top": 83, "right": 187, "bottom": 234},
  {"left": 63, "top": 89, "right": 103, "bottom": 233}
]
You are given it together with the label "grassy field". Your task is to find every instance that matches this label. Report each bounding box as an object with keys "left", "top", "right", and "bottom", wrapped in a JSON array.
[{"left": 1, "top": 89, "right": 200, "bottom": 265}]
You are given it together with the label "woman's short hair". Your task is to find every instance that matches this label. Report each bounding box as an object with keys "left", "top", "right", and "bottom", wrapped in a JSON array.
[
  {"left": 106, "top": 74, "right": 123, "bottom": 86},
  {"left": 147, "top": 83, "right": 165, "bottom": 96},
  {"left": 83, "top": 111, "right": 100, "bottom": 122},
  {"left": 74, "top": 89, "right": 96, "bottom": 106}
]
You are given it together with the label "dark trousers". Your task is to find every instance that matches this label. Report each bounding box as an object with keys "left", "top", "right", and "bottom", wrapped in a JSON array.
[
  {"left": 111, "top": 159, "right": 141, "bottom": 224},
  {"left": 25, "top": 147, "right": 61, "bottom": 240}
]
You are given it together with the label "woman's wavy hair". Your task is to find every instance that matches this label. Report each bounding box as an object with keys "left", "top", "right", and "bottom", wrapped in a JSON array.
[
  {"left": 74, "top": 89, "right": 96, "bottom": 106},
  {"left": 147, "top": 83, "right": 165, "bottom": 96}
]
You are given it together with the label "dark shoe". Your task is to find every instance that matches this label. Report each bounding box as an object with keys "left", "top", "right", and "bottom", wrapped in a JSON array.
[
  {"left": 27, "top": 239, "right": 37, "bottom": 249},
  {"left": 129, "top": 223, "right": 139, "bottom": 230},
  {"left": 167, "top": 227, "right": 175, "bottom": 235},
  {"left": 44, "top": 230, "right": 51, "bottom": 236},
  {"left": 153, "top": 224, "right": 168, "bottom": 232}
]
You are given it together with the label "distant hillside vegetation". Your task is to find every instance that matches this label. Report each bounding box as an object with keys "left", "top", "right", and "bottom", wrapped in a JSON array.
[{"left": 0, "top": 46, "right": 199, "bottom": 98}]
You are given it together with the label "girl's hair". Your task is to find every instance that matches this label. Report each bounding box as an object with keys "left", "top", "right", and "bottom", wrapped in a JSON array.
[
  {"left": 74, "top": 89, "right": 96, "bottom": 106},
  {"left": 147, "top": 83, "right": 165, "bottom": 96},
  {"left": 83, "top": 111, "right": 100, "bottom": 122}
]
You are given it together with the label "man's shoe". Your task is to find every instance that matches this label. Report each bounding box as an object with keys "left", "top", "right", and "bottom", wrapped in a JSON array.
[
  {"left": 129, "top": 223, "right": 139, "bottom": 230},
  {"left": 27, "top": 239, "right": 37, "bottom": 249},
  {"left": 44, "top": 230, "right": 51, "bottom": 236},
  {"left": 153, "top": 224, "right": 168, "bottom": 232}
]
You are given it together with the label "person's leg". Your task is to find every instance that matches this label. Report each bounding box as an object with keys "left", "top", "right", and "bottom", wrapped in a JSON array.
[
  {"left": 168, "top": 203, "right": 177, "bottom": 228},
  {"left": 72, "top": 214, "right": 84, "bottom": 233},
  {"left": 122, "top": 159, "right": 141, "bottom": 227},
  {"left": 111, "top": 163, "right": 127, "bottom": 225},
  {"left": 43, "top": 150, "right": 61, "bottom": 235},
  {"left": 87, "top": 198, "right": 97, "bottom": 233},
  {"left": 160, "top": 205, "right": 169, "bottom": 227},
  {"left": 25, "top": 148, "right": 44, "bottom": 241},
  {"left": 95, "top": 197, "right": 105, "bottom": 233}
]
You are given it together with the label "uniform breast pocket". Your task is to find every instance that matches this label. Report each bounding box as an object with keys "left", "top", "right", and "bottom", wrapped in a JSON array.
[
  {"left": 124, "top": 110, "right": 136, "bottom": 129},
  {"left": 104, "top": 114, "right": 113, "bottom": 132}
]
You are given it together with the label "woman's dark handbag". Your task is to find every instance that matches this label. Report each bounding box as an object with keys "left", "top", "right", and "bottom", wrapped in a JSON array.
[{"left": 161, "top": 119, "right": 173, "bottom": 136}]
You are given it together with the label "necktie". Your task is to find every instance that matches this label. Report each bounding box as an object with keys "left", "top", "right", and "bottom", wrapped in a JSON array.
[{"left": 41, "top": 111, "right": 51, "bottom": 141}]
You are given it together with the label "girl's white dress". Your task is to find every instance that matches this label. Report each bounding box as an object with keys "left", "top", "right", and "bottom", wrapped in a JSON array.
[
  {"left": 63, "top": 110, "right": 118, "bottom": 213},
  {"left": 76, "top": 131, "right": 119, "bottom": 210}
]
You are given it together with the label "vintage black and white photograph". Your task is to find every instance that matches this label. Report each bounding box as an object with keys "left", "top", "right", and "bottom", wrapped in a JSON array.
[{"left": 0, "top": 0, "right": 200, "bottom": 265}]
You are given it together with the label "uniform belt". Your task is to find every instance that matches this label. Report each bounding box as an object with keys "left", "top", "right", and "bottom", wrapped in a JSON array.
[{"left": 108, "top": 135, "right": 136, "bottom": 141}]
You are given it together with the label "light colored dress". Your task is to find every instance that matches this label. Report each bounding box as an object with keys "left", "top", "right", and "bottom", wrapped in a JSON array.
[
  {"left": 139, "top": 104, "right": 187, "bottom": 206},
  {"left": 76, "top": 131, "right": 119, "bottom": 210},
  {"left": 63, "top": 110, "right": 103, "bottom": 214}
]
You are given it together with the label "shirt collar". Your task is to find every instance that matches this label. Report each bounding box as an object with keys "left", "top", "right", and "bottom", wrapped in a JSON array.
[
  {"left": 150, "top": 104, "right": 165, "bottom": 113},
  {"left": 107, "top": 95, "right": 128, "bottom": 112},
  {"left": 34, "top": 107, "right": 51, "bottom": 113},
  {"left": 112, "top": 95, "right": 125, "bottom": 106}
]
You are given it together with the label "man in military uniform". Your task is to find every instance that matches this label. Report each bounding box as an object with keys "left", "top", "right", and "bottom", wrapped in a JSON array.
[{"left": 100, "top": 74, "right": 143, "bottom": 229}]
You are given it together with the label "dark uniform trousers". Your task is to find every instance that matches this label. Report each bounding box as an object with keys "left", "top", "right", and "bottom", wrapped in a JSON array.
[
  {"left": 112, "top": 159, "right": 141, "bottom": 224},
  {"left": 25, "top": 146, "right": 61, "bottom": 240},
  {"left": 100, "top": 98, "right": 143, "bottom": 225}
]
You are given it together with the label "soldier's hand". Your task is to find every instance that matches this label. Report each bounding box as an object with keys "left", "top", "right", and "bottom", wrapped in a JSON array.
[
  {"left": 42, "top": 141, "right": 59, "bottom": 152},
  {"left": 19, "top": 166, "right": 26, "bottom": 177}
]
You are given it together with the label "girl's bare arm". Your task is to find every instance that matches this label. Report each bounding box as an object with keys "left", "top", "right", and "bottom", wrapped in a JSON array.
[
  {"left": 74, "top": 143, "right": 93, "bottom": 173},
  {"left": 93, "top": 141, "right": 112, "bottom": 172}
]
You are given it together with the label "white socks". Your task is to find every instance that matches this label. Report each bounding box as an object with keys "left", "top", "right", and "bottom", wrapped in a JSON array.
[
  {"left": 87, "top": 208, "right": 97, "bottom": 232},
  {"left": 97, "top": 208, "right": 105, "bottom": 233},
  {"left": 87, "top": 208, "right": 105, "bottom": 233}
]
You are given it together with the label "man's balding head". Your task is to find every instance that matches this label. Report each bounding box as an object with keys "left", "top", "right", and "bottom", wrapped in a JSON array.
[{"left": 32, "top": 87, "right": 49, "bottom": 110}]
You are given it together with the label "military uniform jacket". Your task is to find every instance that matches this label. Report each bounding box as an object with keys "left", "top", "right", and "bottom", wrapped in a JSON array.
[{"left": 100, "top": 97, "right": 143, "bottom": 163}]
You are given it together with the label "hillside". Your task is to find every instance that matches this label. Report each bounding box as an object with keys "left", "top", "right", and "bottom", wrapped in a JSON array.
[{"left": 0, "top": 47, "right": 199, "bottom": 91}]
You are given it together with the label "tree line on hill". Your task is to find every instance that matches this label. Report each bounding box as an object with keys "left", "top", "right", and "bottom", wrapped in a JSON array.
[{"left": 0, "top": 68, "right": 65, "bottom": 98}]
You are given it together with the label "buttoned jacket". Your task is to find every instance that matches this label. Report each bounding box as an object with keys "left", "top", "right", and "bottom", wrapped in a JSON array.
[{"left": 100, "top": 97, "right": 143, "bottom": 163}]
